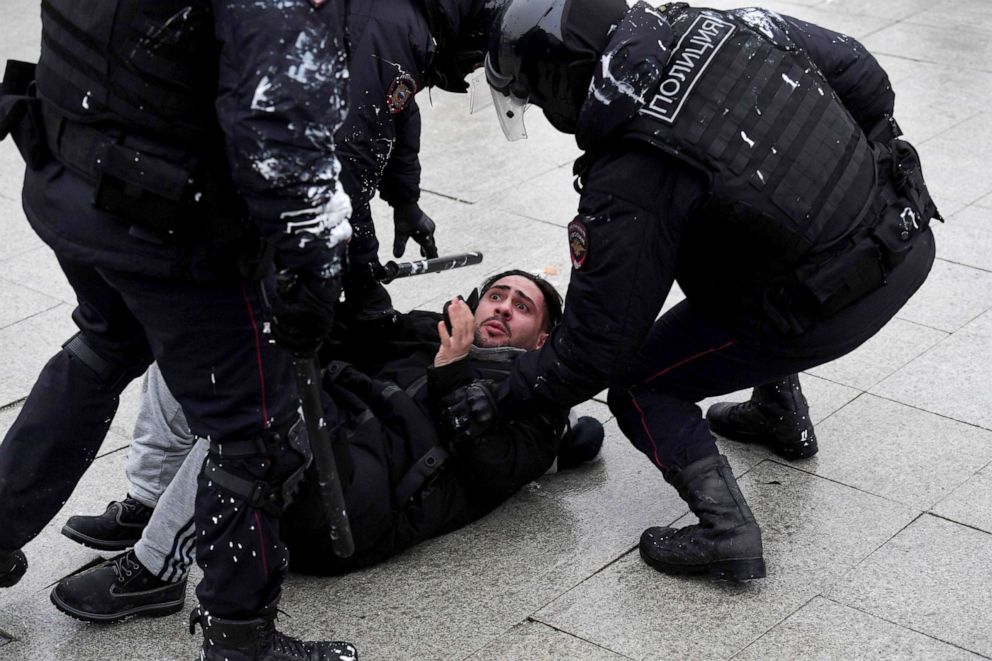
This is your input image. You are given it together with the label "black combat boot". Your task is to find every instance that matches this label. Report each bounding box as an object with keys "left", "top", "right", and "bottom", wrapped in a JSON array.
[
  {"left": 61, "top": 495, "right": 154, "bottom": 551},
  {"left": 190, "top": 604, "right": 358, "bottom": 661},
  {"left": 640, "top": 454, "right": 766, "bottom": 581},
  {"left": 50, "top": 550, "right": 186, "bottom": 622},
  {"left": 557, "top": 416, "right": 604, "bottom": 470},
  {"left": 706, "top": 374, "right": 818, "bottom": 459},
  {"left": 0, "top": 548, "right": 28, "bottom": 588}
]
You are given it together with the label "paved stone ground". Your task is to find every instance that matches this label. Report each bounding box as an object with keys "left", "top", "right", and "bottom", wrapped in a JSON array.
[{"left": 2, "top": 0, "right": 992, "bottom": 659}]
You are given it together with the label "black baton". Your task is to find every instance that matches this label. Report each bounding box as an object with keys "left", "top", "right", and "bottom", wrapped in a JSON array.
[
  {"left": 292, "top": 353, "right": 355, "bottom": 558},
  {"left": 375, "top": 251, "right": 483, "bottom": 284}
]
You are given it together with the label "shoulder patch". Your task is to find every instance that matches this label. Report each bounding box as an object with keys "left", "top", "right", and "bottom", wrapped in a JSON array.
[
  {"left": 568, "top": 217, "right": 590, "bottom": 270},
  {"left": 387, "top": 74, "right": 418, "bottom": 114}
]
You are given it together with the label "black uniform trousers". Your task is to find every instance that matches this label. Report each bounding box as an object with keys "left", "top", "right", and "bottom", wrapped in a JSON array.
[
  {"left": 608, "top": 229, "right": 936, "bottom": 473},
  {"left": 0, "top": 254, "right": 302, "bottom": 619}
]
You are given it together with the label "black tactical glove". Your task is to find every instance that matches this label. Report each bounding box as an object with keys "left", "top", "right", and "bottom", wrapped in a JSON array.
[
  {"left": 271, "top": 270, "right": 340, "bottom": 354},
  {"left": 392, "top": 202, "right": 438, "bottom": 259},
  {"left": 439, "top": 379, "right": 500, "bottom": 444}
]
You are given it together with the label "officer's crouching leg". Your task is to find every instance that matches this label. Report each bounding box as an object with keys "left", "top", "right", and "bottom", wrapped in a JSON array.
[
  {"left": 607, "top": 384, "right": 765, "bottom": 581},
  {"left": 0, "top": 332, "right": 147, "bottom": 555}
]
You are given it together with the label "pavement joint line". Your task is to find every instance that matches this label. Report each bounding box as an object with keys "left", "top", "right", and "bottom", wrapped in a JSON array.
[
  {"left": 932, "top": 255, "right": 992, "bottom": 278},
  {"left": 925, "top": 511, "right": 992, "bottom": 538},
  {"left": 820, "top": 593, "right": 992, "bottom": 660},
  {"left": 420, "top": 188, "right": 475, "bottom": 205},
  {"left": 919, "top": 109, "right": 987, "bottom": 147},
  {"left": 725, "top": 593, "right": 821, "bottom": 660},
  {"left": 866, "top": 390, "right": 992, "bottom": 434},
  {"left": 509, "top": 617, "right": 639, "bottom": 661},
  {"left": 763, "top": 454, "right": 928, "bottom": 513}
]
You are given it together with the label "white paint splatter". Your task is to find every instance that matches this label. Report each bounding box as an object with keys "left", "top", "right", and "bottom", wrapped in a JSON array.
[
  {"left": 782, "top": 74, "right": 799, "bottom": 90},
  {"left": 741, "top": 131, "right": 755, "bottom": 148}
]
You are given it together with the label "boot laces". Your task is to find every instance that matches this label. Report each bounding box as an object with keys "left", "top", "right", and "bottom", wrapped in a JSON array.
[
  {"left": 111, "top": 552, "right": 141, "bottom": 582},
  {"left": 268, "top": 631, "right": 315, "bottom": 658}
]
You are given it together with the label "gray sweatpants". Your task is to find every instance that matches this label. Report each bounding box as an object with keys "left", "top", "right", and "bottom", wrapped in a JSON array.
[{"left": 128, "top": 363, "right": 202, "bottom": 582}]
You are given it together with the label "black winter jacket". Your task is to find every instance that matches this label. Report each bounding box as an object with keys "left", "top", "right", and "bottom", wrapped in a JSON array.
[{"left": 282, "top": 311, "right": 568, "bottom": 574}]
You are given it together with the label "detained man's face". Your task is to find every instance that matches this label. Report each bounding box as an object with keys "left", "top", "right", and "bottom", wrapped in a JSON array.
[{"left": 473, "top": 275, "right": 550, "bottom": 351}]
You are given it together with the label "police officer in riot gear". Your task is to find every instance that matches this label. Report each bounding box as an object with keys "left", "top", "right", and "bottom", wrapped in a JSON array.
[
  {"left": 483, "top": 0, "right": 938, "bottom": 581},
  {"left": 339, "top": 0, "right": 510, "bottom": 321},
  {"left": 0, "top": 1, "right": 358, "bottom": 658}
]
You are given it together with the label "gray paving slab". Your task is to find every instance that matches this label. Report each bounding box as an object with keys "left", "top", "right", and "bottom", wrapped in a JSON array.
[
  {"left": 806, "top": 394, "right": 992, "bottom": 510},
  {"left": 914, "top": 113, "right": 992, "bottom": 207},
  {"left": 465, "top": 620, "right": 633, "bottom": 661},
  {"left": 862, "top": 21, "right": 992, "bottom": 72},
  {"left": 895, "top": 258, "right": 992, "bottom": 333},
  {"left": 932, "top": 205, "right": 992, "bottom": 273},
  {"left": 534, "top": 461, "right": 919, "bottom": 661},
  {"left": 700, "top": 0, "right": 896, "bottom": 38},
  {"left": 806, "top": 318, "right": 948, "bottom": 391},
  {"left": 2, "top": 245, "right": 78, "bottom": 305},
  {"left": 418, "top": 90, "right": 580, "bottom": 204},
  {"left": 880, "top": 59, "right": 992, "bottom": 145},
  {"left": 910, "top": 0, "right": 992, "bottom": 34},
  {"left": 0, "top": 150, "right": 42, "bottom": 263},
  {"left": 734, "top": 596, "right": 983, "bottom": 661},
  {"left": 481, "top": 164, "right": 579, "bottom": 228},
  {"left": 0, "top": 303, "right": 78, "bottom": 406},
  {"left": 0, "top": 276, "right": 60, "bottom": 331},
  {"left": 932, "top": 462, "right": 992, "bottom": 535},
  {"left": 828, "top": 514, "right": 992, "bottom": 658},
  {"left": 872, "top": 309, "right": 992, "bottom": 431}
]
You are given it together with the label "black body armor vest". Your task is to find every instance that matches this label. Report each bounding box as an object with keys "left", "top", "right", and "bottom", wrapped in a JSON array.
[
  {"left": 623, "top": 6, "right": 877, "bottom": 306},
  {"left": 36, "top": 0, "right": 218, "bottom": 147}
]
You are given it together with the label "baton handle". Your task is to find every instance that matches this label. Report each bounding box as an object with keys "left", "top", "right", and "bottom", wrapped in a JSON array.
[
  {"left": 376, "top": 251, "right": 484, "bottom": 284},
  {"left": 292, "top": 355, "right": 355, "bottom": 558}
]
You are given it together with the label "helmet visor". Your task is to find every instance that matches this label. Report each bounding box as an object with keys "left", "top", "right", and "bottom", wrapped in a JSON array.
[{"left": 484, "top": 53, "right": 530, "bottom": 141}]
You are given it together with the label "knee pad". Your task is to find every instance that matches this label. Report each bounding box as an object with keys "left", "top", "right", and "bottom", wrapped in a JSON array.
[
  {"left": 61, "top": 332, "right": 129, "bottom": 389},
  {"left": 203, "top": 418, "right": 311, "bottom": 517}
]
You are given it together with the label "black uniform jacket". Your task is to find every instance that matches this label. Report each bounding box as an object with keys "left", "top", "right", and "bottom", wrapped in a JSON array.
[
  {"left": 499, "top": 3, "right": 918, "bottom": 418},
  {"left": 282, "top": 310, "right": 568, "bottom": 574},
  {"left": 21, "top": 0, "right": 350, "bottom": 281},
  {"left": 338, "top": 0, "right": 431, "bottom": 266}
]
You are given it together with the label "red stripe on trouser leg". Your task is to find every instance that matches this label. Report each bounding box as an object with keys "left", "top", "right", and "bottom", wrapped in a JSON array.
[
  {"left": 240, "top": 282, "right": 270, "bottom": 430},
  {"left": 642, "top": 340, "right": 739, "bottom": 385},
  {"left": 630, "top": 391, "right": 667, "bottom": 471}
]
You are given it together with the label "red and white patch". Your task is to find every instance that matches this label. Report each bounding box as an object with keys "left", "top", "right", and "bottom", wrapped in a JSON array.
[
  {"left": 568, "top": 217, "right": 590, "bottom": 270},
  {"left": 387, "top": 74, "right": 418, "bottom": 114}
]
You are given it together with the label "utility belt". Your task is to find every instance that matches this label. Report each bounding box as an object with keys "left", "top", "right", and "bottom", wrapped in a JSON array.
[{"left": 760, "top": 138, "right": 941, "bottom": 336}]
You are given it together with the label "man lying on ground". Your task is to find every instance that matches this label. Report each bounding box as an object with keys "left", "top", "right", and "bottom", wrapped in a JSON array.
[{"left": 52, "top": 270, "right": 603, "bottom": 622}]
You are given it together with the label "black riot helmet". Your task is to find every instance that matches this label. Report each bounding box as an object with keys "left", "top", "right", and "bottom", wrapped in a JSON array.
[
  {"left": 484, "top": 0, "right": 627, "bottom": 139},
  {"left": 421, "top": 0, "right": 510, "bottom": 93}
]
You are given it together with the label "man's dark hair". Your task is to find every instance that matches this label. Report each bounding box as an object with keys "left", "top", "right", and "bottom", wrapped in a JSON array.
[{"left": 479, "top": 269, "right": 564, "bottom": 332}]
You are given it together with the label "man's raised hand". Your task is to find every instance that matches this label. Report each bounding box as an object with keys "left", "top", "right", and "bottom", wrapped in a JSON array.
[{"left": 435, "top": 298, "right": 474, "bottom": 366}]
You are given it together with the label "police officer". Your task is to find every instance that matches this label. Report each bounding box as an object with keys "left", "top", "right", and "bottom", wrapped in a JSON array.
[
  {"left": 337, "top": 0, "right": 509, "bottom": 320},
  {"left": 0, "top": 1, "right": 357, "bottom": 659},
  {"left": 483, "top": 0, "right": 939, "bottom": 581}
]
